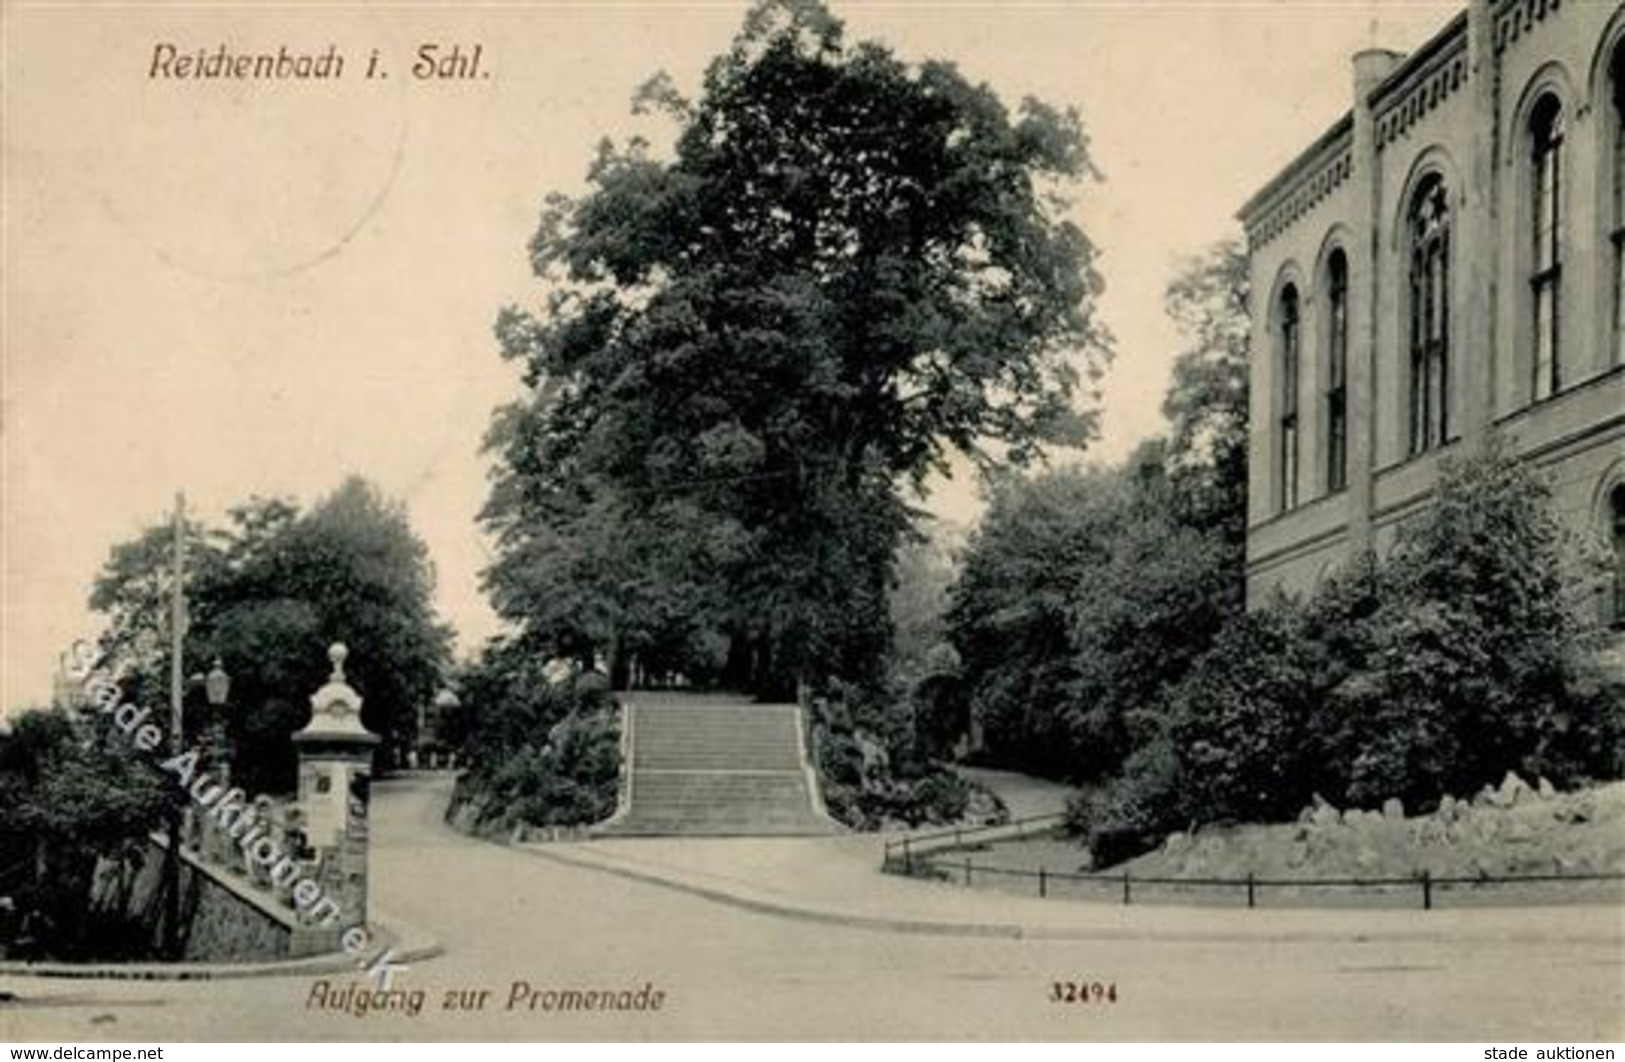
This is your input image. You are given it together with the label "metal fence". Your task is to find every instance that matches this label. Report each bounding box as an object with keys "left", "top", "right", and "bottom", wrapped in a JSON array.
[{"left": 880, "top": 815, "right": 1625, "bottom": 910}]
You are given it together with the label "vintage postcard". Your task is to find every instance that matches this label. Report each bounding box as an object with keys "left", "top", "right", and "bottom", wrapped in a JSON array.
[{"left": 2, "top": 0, "right": 1623, "bottom": 1044}]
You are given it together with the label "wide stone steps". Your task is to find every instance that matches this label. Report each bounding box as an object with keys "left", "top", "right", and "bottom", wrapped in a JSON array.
[{"left": 596, "top": 696, "right": 837, "bottom": 837}]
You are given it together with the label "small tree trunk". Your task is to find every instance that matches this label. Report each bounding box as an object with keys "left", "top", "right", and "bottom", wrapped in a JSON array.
[{"left": 607, "top": 633, "right": 629, "bottom": 691}]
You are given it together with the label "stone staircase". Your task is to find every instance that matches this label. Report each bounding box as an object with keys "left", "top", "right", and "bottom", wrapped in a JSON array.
[{"left": 596, "top": 693, "right": 838, "bottom": 836}]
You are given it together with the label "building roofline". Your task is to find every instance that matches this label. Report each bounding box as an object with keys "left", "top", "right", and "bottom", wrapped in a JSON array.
[
  {"left": 1236, "top": 7, "right": 1469, "bottom": 229},
  {"left": 1365, "top": 11, "right": 1469, "bottom": 114},
  {"left": 1236, "top": 113, "right": 1354, "bottom": 226}
]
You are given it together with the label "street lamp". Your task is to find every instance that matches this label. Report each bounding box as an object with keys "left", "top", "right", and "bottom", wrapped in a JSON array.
[
  {"left": 205, "top": 658, "right": 231, "bottom": 707},
  {"left": 203, "top": 657, "right": 231, "bottom": 784}
]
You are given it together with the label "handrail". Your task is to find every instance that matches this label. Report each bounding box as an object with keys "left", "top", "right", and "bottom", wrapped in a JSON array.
[
  {"left": 621, "top": 696, "right": 634, "bottom": 814},
  {"left": 794, "top": 705, "right": 837, "bottom": 827},
  {"left": 882, "top": 811, "right": 1067, "bottom": 858}
]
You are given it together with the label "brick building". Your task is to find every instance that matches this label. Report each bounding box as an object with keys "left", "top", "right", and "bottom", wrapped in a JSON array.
[{"left": 1238, "top": 0, "right": 1625, "bottom": 645}]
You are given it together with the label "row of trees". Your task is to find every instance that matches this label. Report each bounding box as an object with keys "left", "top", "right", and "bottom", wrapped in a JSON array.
[
  {"left": 85, "top": 477, "right": 452, "bottom": 794},
  {"left": 3, "top": 477, "right": 452, "bottom": 958}
]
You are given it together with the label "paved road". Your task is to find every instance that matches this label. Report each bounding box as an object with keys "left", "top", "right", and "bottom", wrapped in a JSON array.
[{"left": 2, "top": 776, "right": 1620, "bottom": 1041}]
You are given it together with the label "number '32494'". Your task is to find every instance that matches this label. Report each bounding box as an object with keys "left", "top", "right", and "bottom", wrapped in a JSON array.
[{"left": 1050, "top": 981, "right": 1117, "bottom": 1004}]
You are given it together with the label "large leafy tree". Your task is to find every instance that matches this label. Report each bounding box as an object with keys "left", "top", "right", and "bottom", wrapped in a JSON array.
[
  {"left": 945, "top": 239, "right": 1250, "bottom": 781},
  {"left": 485, "top": 0, "right": 1110, "bottom": 696},
  {"left": 947, "top": 468, "right": 1124, "bottom": 776},
  {"left": 88, "top": 478, "right": 452, "bottom": 793},
  {"left": 1158, "top": 238, "right": 1250, "bottom": 548}
]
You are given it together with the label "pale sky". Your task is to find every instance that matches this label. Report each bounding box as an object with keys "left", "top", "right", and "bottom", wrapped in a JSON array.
[{"left": 1, "top": 0, "right": 1456, "bottom": 714}]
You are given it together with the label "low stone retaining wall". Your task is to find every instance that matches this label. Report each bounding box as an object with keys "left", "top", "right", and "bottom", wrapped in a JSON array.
[{"left": 92, "top": 838, "right": 313, "bottom": 962}]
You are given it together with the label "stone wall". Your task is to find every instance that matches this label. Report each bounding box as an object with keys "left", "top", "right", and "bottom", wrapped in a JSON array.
[{"left": 93, "top": 838, "right": 296, "bottom": 963}]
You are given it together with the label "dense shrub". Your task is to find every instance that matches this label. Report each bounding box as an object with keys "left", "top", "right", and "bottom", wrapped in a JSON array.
[
  {"left": 1330, "top": 448, "right": 1608, "bottom": 804},
  {"left": 821, "top": 762, "right": 980, "bottom": 831},
  {"left": 447, "top": 640, "right": 623, "bottom": 835},
  {"left": 948, "top": 470, "right": 1122, "bottom": 779},
  {"left": 1164, "top": 602, "right": 1328, "bottom": 824},
  {"left": 0, "top": 707, "right": 167, "bottom": 960},
  {"left": 449, "top": 704, "right": 620, "bottom": 834},
  {"left": 1075, "top": 446, "right": 1623, "bottom": 866},
  {"left": 911, "top": 672, "right": 971, "bottom": 761},
  {"left": 812, "top": 700, "right": 1002, "bottom": 830},
  {"left": 1065, "top": 736, "right": 1186, "bottom": 867},
  {"left": 462, "top": 707, "right": 621, "bottom": 831}
]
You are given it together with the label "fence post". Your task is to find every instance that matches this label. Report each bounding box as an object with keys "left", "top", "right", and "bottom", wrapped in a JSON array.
[
  {"left": 954, "top": 827, "right": 962, "bottom": 848},
  {"left": 964, "top": 858, "right": 972, "bottom": 887},
  {"left": 1422, "top": 869, "right": 1432, "bottom": 911},
  {"left": 1039, "top": 867, "right": 1047, "bottom": 899},
  {"left": 1247, "top": 872, "right": 1256, "bottom": 909},
  {"left": 1122, "top": 870, "right": 1131, "bottom": 905},
  {"left": 903, "top": 838, "right": 912, "bottom": 874}
]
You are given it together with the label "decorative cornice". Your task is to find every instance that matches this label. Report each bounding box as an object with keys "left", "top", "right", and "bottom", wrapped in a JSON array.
[
  {"left": 1494, "top": 0, "right": 1563, "bottom": 54},
  {"left": 1237, "top": 7, "right": 1468, "bottom": 246},
  {"left": 1370, "top": 14, "right": 1470, "bottom": 151},
  {"left": 1238, "top": 117, "right": 1354, "bottom": 250}
]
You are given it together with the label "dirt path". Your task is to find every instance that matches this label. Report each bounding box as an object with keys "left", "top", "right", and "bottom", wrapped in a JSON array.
[{"left": 955, "top": 766, "right": 1074, "bottom": 820}]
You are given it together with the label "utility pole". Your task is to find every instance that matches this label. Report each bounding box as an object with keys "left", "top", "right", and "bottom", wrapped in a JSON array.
[
  {"left": 163, "top": 491, "right": 186, "bottom": 958},
  {"left": 170, "top": 491, "right": 185, "bottom": 758}
]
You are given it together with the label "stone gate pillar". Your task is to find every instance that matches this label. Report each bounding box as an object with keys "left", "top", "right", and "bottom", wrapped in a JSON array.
[{"left": 292, "top": 643, "right": 378, "bottom": 954}]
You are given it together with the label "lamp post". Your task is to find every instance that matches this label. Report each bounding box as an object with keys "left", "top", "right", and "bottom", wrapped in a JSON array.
[{"left": 204, "top": 657, "right": 232, "bottom": 785}]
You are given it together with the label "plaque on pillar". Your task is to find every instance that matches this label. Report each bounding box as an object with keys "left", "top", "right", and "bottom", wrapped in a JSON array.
[{"left": 293, "top": 643, "right": 379, "bottom": 929}]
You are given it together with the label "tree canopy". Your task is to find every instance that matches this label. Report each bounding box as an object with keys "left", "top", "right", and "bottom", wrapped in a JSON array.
[
  {"left": 1157, "top": 238, "right": 1249, "bottom": 546},
  {"left": 946, "top": 239, "right": 1249, "bottom": 780},
  {"left": 88, "top": 477, "right": 452, "bottom": 792},
  {"left": 483, "top": 0, "right": 1110, "bottom": 696}
]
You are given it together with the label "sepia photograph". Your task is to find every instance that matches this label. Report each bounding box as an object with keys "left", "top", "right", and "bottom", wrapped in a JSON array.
[{"left": 2, "top": 0, "right": 1623, "bottom": 1044}]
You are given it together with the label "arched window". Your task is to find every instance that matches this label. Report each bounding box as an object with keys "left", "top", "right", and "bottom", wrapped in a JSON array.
[
  {"left": 1612, "top": 46, "right": 1625, "bottom": 365},
  {"left": 1325, "top": 250, "right": 1349, "bottom": 493},
  {"left": 1611, "top": 484, "right": 1625, "bottom": 629},
  {"left": 1279, "top": 284, "right": 1301, "bottom": 511},
  {"left": 1529, "top": 94, "right": 1564, "bottom": 399},
  {"left": 1408, "top": 175, "right": 1450, "bottom": 455}
]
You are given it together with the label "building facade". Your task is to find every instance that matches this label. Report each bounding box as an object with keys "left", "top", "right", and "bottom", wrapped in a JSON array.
[{"left": 1239, "top": 0, "right": 1625, "bottom": 640}]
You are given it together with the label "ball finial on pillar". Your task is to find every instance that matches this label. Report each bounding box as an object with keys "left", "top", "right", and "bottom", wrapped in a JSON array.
[{"left": 291, "top": 640, "right": 378, "bottom": 957}]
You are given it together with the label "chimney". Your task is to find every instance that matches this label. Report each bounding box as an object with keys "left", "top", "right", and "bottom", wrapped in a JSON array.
[{"left": 1353, "top": 48, "right": 1404, "bottom": 104}]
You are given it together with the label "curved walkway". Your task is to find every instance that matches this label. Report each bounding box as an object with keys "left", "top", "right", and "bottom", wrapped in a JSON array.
[
  {"left": 955, "top": 765, "right": 1074, "bottom": 822},
  {"left": 4, "top": 774, "right": 1621, "bottom": 1041},
  {"left": 524, "top": 828, "right": 1625, "bottom": 948},
  {"left": 521, "top": 760, "right": 1624, "bottom": 947}
]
